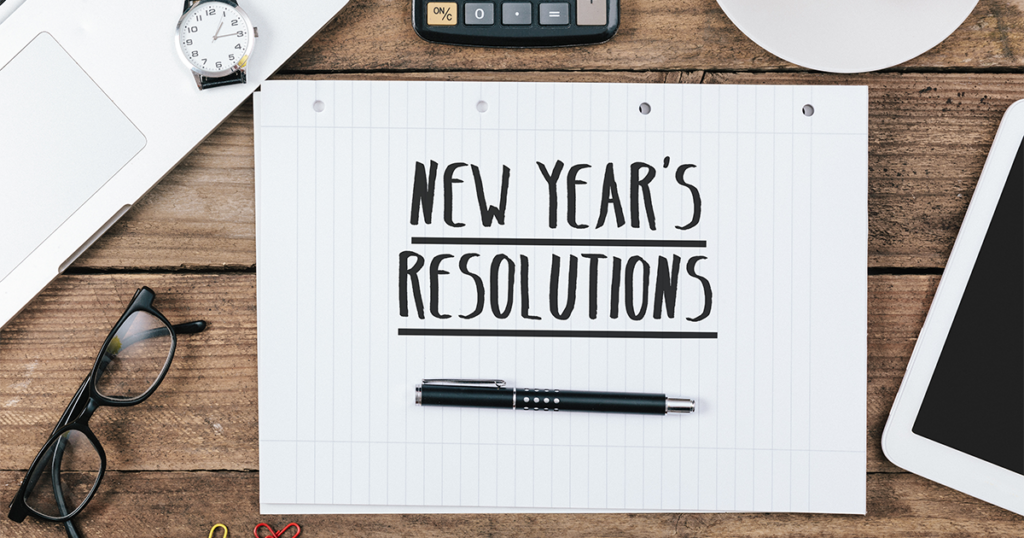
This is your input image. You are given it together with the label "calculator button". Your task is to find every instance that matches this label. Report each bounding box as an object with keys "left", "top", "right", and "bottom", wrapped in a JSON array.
[
  {"left": 576, "top": 0, "right": 606, "bottom": 25},
  {"left": 502, "top": 3, "right": 532, "bottom": 25},
  {"left": 465, "top": 3, "right": 495, "bottom": 25},
  {"left": 426, "top": 2, "right": 457, "bottom": 25},
  {"left": 539, "top": 3, "right": 569, "bottom": 25}
]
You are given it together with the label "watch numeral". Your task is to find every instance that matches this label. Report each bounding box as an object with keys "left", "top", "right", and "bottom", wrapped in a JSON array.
[
  {"left": 231, "top": 19, "right": 238, "bottom": 26},
  {"left": 191, "top": 50, "right": 199, "bottom": 57},
  {"left": 216, "top": 61, "right": 223, "bottom": 69},
  {"left": 229, "top": 54, "right": 235, "bottom": 61},
  {"left": 207, "top": 8, "right": 216, "bottom": 15},
  {"left": 187, "top": 26, "right": 198, "bottom": 33},
  {"left": 234, "top": 44, "right": 242, "bottom": 49},
  {"left": 185, "top": 39, "right": 193, "bottom": 46},
  {"left": 202, "top": 59, "right": 207, "bottom": 65},
  {"left": 236, "top": 31, "right": 244, "bottom": 37},
  {"left": 195, "top": 15, "right": 203, "bottom": 22}
]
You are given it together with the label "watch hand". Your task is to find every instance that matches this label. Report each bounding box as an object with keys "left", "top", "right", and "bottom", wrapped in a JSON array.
[{"left": 212, "top": 20, "right": 224, "bottom": 41}]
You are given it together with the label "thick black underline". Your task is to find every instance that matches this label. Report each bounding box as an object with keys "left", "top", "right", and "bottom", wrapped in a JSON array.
[
  {"left": 411, "top": 237, "right": 707, "bottom": 248},
  {"left": 398, "top": 329, "right": 718, "bottom": 339}
]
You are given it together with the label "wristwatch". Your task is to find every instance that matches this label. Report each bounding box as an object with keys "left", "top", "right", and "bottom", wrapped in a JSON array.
[{"left": 175, "top": 0, "right": 257, "bottom": 90}]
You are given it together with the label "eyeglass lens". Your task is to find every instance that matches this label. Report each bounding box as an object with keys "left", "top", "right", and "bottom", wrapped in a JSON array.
[
  {"left": 94, "top": 311, "right": 173, "bottom": 400},
  {"left": 23, "top": 430, "right": 101, "bottom": 518}
]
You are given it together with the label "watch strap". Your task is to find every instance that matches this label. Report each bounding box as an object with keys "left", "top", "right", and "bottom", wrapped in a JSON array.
[{"left": 197, "top": 69, "right": 247, "bottom": 90}]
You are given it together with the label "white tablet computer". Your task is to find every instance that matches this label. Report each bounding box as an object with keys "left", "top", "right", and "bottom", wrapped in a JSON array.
[{"left": 883, "top": 100, "right": 1024, "bottom": 516}]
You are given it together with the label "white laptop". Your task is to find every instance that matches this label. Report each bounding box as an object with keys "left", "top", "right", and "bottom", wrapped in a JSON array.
[{"left": 0, "top": 0, "right": 348, "bottom": 329}]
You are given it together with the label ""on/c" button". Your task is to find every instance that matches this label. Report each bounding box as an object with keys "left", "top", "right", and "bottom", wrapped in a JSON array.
[{"left": 426, "top": 2, "right": 457, "bottom": 25}]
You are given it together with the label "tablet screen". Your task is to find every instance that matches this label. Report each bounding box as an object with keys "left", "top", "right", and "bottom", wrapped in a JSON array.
[{"left": 912, "top": 135, "right": 1024, "bottom": 476}]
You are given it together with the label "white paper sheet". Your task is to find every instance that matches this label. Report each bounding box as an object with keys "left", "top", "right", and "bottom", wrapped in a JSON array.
[{"left": 255, "top": 80, "right": 868, "bottom": 514}]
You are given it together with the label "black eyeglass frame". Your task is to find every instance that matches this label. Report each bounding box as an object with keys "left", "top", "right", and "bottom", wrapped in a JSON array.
[{"left": 7, "top": 286, "right": 206, "bottom": 529}]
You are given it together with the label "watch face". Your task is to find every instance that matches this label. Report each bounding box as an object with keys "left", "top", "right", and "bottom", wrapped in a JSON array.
[{"left": 177, "top": 2, "right": 253, "bottom": 76}]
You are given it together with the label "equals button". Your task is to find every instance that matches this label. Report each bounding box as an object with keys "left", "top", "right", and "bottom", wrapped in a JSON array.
[{"left": 539, "top": 3, "right": 570, "bottom": 25}]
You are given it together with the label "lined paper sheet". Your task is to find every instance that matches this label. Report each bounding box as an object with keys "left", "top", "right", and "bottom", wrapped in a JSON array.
[{"left": 255, "top": 80, "right": 868, "bottom": 514}]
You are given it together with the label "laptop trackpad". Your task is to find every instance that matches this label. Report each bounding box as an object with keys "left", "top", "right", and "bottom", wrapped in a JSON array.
[{"left": 0, "top": 32, "right": 146, "bottom": 280}]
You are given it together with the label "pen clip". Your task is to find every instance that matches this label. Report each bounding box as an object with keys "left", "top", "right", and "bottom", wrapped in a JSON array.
[{"left": 422, "top": 379, "right": 506, "bottom": 388}]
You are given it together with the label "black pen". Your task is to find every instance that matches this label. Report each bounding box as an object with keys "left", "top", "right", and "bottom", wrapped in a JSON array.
[{"left": 414, "top": 379, "right": 695, "bottom": 415}]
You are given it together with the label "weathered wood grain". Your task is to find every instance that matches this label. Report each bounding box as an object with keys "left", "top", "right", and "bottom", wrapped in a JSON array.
[
  {"left": 281, "top": 0, "right": 1024, "bottom": 73},
  {"left": 0, "top": 275, "right": 256, "bottom": 472},
  {"left": 0, "top": 472, "right": 1021, "bottom": 538},
  {"left": 2, "top": 273, "right": 935, "bottom": 475},
  {"left": 69, "top": 72, "right": 1024, "bottom": 271},
  {"left": 866, "top": 275, "right": 936, "bottom": 474}
]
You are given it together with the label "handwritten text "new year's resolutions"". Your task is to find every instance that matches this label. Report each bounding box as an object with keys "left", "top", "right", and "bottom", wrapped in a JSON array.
[{"left": 397, "top": 158, "right": 715, "bottom": 337}]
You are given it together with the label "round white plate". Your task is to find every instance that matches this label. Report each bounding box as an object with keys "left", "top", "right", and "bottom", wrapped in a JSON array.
[{"left": 716, "top": 0, "right": 979, "bottom": 73}]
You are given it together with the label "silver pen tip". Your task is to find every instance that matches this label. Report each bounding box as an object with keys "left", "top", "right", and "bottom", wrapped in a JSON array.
[
  {"left": 415, "top": 385, "right": 422, "bottom": 405},
  {"left": 666, "top": 398, "right": 695, "bottom": 413}
]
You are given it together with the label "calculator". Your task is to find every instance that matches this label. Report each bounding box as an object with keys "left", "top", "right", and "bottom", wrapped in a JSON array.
[{"left": 412, "top": 0, "right": 619, "bottom": 47}]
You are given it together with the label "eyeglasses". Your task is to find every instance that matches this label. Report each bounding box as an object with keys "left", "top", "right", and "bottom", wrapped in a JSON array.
[{"left": 7, "top": 287, "right": 207, "bottom": 537}]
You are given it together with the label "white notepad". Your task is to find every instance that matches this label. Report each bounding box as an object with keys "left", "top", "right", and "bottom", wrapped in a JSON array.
[{"left": 255, "top": 80, "right": 868, "bottom": 514}]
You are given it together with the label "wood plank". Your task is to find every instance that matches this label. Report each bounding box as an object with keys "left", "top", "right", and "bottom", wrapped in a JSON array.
[
  {"left": 867, "top": 275, "right": 937, "bottom": 473},
  {"left": 0, "top": 275, "right": 257, "bottom": 472},
  {"left": 0, "top": 472, "right": 1021, "bottom": 538},
  {"left": 1, "top": 274, "right": 937, "bottom": 474},
  {"left": 283, "top": 0, "right": 1024, "bottom": 72}
]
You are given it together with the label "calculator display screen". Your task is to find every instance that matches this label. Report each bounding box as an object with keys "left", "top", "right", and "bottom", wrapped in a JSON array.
[{"left": 912, "top": 135, "right": 1024, "bottom": 476}]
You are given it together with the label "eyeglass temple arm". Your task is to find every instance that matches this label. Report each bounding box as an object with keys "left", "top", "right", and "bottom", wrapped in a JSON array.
[
  {"left": 50, "top": 435, "right": 68, "bottom": 510},
  {"left": 49, "top": 439, "right": 83, "bottom": 538},
  {"left": 14, "top": 431, "right": 78, "bottom": 531},
  {"left": 173, "top": 320, "right": 207, "bottom": 334}
]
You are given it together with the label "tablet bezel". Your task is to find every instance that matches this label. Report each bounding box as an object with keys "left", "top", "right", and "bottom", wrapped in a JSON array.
[{"left": 882, "top": 99, "right": 1024, "bottom": 516}]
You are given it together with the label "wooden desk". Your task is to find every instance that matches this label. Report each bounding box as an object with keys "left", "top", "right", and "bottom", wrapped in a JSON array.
[{"left": 3, "top": 0, "right": 1024, "bottom": 535}]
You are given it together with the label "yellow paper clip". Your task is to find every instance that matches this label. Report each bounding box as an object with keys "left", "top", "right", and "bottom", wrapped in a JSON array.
[{"left": 209, "top": 524, "right": 228, "bottom": 538}]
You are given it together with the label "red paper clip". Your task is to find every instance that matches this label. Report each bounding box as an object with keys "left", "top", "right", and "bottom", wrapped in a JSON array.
[{"left": 253, "top": 522, "right": 300, "bottom": 538}]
